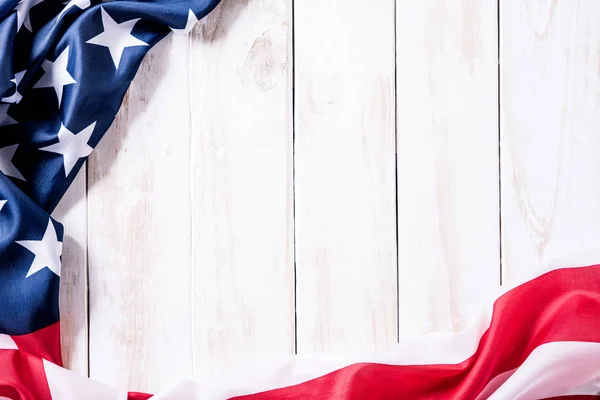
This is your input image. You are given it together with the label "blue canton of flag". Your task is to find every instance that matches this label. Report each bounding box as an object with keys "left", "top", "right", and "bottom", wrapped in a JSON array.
[{"left": 0, "top": 0, "right": 218, "bottom": 211}]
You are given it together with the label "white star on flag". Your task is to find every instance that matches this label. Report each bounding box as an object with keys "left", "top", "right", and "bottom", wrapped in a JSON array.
[
  {"left": 170, "top": 9, "right": 198, "bottom": 35},
  {"left": 0, "top": 145, "right": 25, "bottom": 181},
  {"left": 41, "top": 122, "right": 96, "bottom": 176},
  {"left": 14, "top": 0, "right": 46, "bottom": 31},
  {"left": 57, "top": 0, "right": 90, "bottom": 20},
  {"left": 0, "top": 200, "right": 6, "bottom": 211},
  {"left": 16, "top": 219, "right": 62, "bottom": 278},
  {"left": 33, "top": 47, "right": 76, "bottom": 108},
  {"left": 0, "top": 104, "right": 17, "bottom": 127},
  {"left": 1, "top": 71, "right": 26, "bottom": 104},
  {"left": 86, "top": 7, "right": 148, "bottom": 69}
]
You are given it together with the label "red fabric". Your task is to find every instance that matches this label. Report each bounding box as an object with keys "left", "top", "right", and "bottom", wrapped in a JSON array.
[
  {"left": 233, "top": 265, "right": 600, "bottom": 400},
  {"left": 12, "top": 322, "right": 62, "bottom": 366},
  {"left": 128, "top": 392, "right": 153, "bottom": 400},
  {"left": 0, "top": 349, "right": 51, "bottom": 400}
]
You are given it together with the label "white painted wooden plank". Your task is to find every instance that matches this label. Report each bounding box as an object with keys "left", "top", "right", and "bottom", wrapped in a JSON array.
[
  {"left": 501, "top": 1, "right": 600, "bottom": 285},
  {"left": 294, "top": 0, "right": 397, "bottom": 354},
  {"left": 189, "top": 1, "right": 294, "bottom": 376},
  {"left": 52, "top": 168, "right": 87, "bottom": 375},
  {"left": 396, "top": 1, "right": 500, "bottom": 337},
  {"left": 87, "top": 35, "right": 192, "bottom": 392}
]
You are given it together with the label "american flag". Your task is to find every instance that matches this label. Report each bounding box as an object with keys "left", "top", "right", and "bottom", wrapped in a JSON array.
[{"left": 1, "top": 0, "right": 599, "bottom": 399}]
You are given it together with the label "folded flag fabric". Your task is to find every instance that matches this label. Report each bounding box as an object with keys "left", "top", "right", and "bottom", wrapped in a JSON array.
[
  {"left": 0, "top": 0, "right": 220, "bottom": 398},
  {"left": 1, "top": 0, "right": 599, "bottom": 399},
  {"left": 153, "top": 254, "right": 600, "bottom": 399}
]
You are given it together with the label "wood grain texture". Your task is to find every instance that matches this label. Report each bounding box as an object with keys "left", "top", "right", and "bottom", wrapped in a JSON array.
[
  {"left": 57, "top": 0, "right": 600, "bottom": 391},
  {"left": 189, "top": 0, "right": 295, "bottom": 376},
  {"left": 87, "top": 35, "right": 193, "bottom": 392},
  {"left": 294, "top": 0, "right": 397, "bottom": 354},
  {"left": 52, "top": 168, "right": 87, "bottom": 375},
  {"left": 501, "top": 1, "right": 600, "bottom": 285},
  {"left": 396, "top": 1, "right": 500, "bottom": 337}
]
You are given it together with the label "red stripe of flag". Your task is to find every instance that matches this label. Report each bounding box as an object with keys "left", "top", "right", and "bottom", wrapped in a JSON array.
[
  {"left": 11, "top": 322, "right": 62, "bottom": 366},
  {"left": 0, "top": 349, "right": 52, "bottom": 400},
  {"left": 233, "top": 265, "right": 600, "bottom": 399},
  {"left": 128, "top": 392, "right": 153, "bottom": 400}
]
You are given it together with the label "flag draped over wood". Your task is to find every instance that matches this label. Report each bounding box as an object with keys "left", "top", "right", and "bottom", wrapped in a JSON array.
[{"left": 0, "top": 0, "right": 599, "bottom": 399}]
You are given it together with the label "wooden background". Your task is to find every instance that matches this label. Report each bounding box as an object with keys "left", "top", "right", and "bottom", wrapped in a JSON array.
[{"left": 52, "top": 0, "right": 600, "bottom": 394}]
